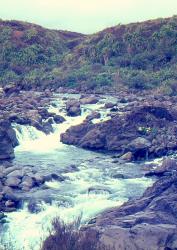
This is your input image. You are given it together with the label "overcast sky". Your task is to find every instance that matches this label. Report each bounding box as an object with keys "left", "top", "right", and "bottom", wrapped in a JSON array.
[{"left": 0, "top": 0, "right": 176, "bottom": 33}]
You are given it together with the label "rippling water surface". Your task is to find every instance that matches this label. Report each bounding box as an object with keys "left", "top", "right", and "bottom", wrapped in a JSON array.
[{"left": 1, "top": 94, "right": 154, "bottom": 250}]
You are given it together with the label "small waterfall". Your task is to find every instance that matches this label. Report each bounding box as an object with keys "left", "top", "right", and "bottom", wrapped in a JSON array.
[
  {"left": 12, "top": 109, "right": 88, "bottom": 153},
  {"left": 2, "top": 94, "right": 155, "bottom": 250},
  {"left": 13, "top": 123, "right": 45, "bottom": 143}
]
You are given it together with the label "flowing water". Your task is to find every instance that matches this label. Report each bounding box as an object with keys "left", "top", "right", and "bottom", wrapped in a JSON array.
[{"left": 1, "top": 94, "right": 154, "bottom": 250}]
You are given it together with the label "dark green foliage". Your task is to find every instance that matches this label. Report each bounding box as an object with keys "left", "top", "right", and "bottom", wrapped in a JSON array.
[{"left": 0, "top": 16, "right": 176, "bottom": 92}]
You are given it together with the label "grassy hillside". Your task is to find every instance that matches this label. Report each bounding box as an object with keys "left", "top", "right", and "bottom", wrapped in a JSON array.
[{"left": 0, "top": 16, "right": 177, "bottom": 93}]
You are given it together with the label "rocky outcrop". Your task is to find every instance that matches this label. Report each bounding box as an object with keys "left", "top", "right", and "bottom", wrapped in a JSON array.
[
  {"left": 0, "top": 120, "right": 18, "bottom": 160},
  {"left": 61, "top": 104, "right": 177, "bottom": 160},
  {"left": 86, "top": 158, "right": 177, "bottom": 250}
]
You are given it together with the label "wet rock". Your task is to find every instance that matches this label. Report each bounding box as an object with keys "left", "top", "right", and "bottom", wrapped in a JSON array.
[
  {"left": 41, "top": 121, "right": 54, "bottom": 134},
  {"left": 28, "top": 199, "right": 43, "bottom": 213},
  {"left": 0, "top": 120, "right": 18, "bottom": 160},
  {"left": 120, "top": 152, "right": 133, "bottom": 162},
  {"left": 7, "top": 169, "right": 25, "bottom": 178},
  {"left": 0, "top": 193, "right": 3, "bottom": 201},
  {"left": 20, "top": 176, "right": 34, "bottom": 190},
  {"left": 145, "top": 157, "right": 177, "bottom": 177},
  {"left": 80, "top": 128, "right": 105, "bottom": 149},
  {"left": 0, "top": 213, "right": 6, "bottom": 221},
  {"left": 2, "top": 186, "right": 21, "bottom": 207},
  {"left": 128, "top": 137, "right": 151, "bottom": 159},
  {"left": 8, "top": 113, "right": 31, "bottom": 125},
  {"left": 110, "top": 107, "right": 118, "bottom": 112},
  {"left": 86, "top": 161, "right": 177, "bottom": 250},
  {"left": 53, "top": 114, "right": 66, "bottom": 124},
  {"left": 88, "top": 185, "right": 112, "bottom": 194},
  {"left": 119, "top": 98, "right": 128, "bottom": 103},
  {"left": 3, "top": 166, "right": 21, "bottom": 176},
  {"left": 38, "top": 109, "right": 53, "bottom": 120},
  {"left": 44, "top": 173, "right": 65, "bottom": 182},
  {"left": 2, "top": 186, "right": 13, "bottom": 196},
  {"left": 64, "top": 164, "right": 79, "bottom": 173},
  {"left": 128, "top": 137, "right": 151, "bottom": 151},
  {"left": 66, "top": 99, "right": 81, "bottom": 117},
  {"left": 85, "top": 112, "right": 101, "bottom": 121},
  {"left": 5, "top": 176, "right": 21, "bottom": 187},
  {"left": 61, "top": 103, "right": 177, "bottom": 159},
  {"left": 104, "top": 103, "right": 116, "bottom": 109},
  {"left": 112, "top": 174, "right": 129, "bottom": 179},
  {"left": 5, "top": 200, "right": 15, "bottom": 208},
  {"left": 80, "top": 96, "right": 98, "bottom": 105},
  {"left": 33, "top": 173, "right": 45, "bottom": 185}
]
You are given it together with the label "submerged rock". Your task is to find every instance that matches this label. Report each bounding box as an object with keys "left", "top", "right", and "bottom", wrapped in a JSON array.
[{"left": 28, "top": 199, "right": 44, "bottom": 213}]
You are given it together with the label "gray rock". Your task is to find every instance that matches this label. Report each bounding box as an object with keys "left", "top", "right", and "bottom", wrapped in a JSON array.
[
  {"left": 80, "top": 96, "right": 98, "bottom": 105},
  {"left": 21, "top": 176, "right": 34, "bottom": 189},
  {"left": 7, "top": 169, "right": 25, "bottom": 178},
  {"left": 128, "top": 137, "right": 151, "bottom": 150},
  {"left": 5, "top": 176, "right": 21, "bottom": 187},
  {"left": 86, "top": 161, "right": 177, "bottom": 250},
  {"left": 66, "top": 99, "right": 81, "bottom": 117}
]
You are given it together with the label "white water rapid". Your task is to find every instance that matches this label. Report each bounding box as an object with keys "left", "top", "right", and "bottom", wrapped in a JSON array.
[{"left": 1, "top": 94, "right": 154, "bottom": 250}]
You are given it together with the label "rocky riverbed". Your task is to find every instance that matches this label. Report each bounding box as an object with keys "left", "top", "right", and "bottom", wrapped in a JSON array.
[
  {"left": 0, "top": 86, "right": 177, "bottom": 250},
  {"left": 86, "top": 158, "right": 177, "bottom": 250}
]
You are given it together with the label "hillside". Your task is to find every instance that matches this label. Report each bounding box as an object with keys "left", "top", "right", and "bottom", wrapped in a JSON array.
[{"left": 0, "top": 16, "right": 177, "bottom": 93}]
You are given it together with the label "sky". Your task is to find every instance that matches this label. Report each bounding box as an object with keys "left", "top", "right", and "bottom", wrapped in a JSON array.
[{"left": 0, "top": 0, "right": 177, "bottom": 34}]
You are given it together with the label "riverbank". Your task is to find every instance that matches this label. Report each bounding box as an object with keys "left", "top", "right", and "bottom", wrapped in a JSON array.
[{"left": 0, "top": 88, "right": 176, "bottom": 249}]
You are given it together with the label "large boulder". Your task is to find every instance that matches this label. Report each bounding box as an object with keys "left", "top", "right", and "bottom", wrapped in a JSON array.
[
  {"left": 66, "top": 99, "right": 81, "bottom": 117},
  {"left": 0, "top": 120, "right": 18, "bottom": 160},
  {"left": 127, "top": 137, "right": 151, "bottom": 158},
  {"left": 80, "top": 96, "right": 98, "bottom": 105},
  {"left": 53, "top": 114, "right": 66, "bottom": 124}
]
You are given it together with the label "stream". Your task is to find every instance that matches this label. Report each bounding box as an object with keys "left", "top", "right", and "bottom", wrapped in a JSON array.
[{"left": 1, "top": 94, "right": 154, "bottom": 250}]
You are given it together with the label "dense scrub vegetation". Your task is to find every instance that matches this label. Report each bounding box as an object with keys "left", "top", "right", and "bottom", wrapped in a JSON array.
[
  {"left": 41, "top": 217, "right": 113, "bottom": 250},
  {"left": 0, "top": 16, "right": 176, "bottom": 93}
]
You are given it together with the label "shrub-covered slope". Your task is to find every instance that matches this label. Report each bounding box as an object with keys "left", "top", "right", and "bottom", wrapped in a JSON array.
[{"left": 0, "top": 16, "right": 176, "bottom": 92}]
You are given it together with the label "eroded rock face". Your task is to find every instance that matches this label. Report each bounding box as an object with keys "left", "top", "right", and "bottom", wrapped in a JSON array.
[
  {"left": 86, "top": 159, "right": 177, "bottom": 250},
  {"left": 61, "top": 104, "right": 177, "bottom": 160},
  {"left": 0, "top": 120, "right": 18, "bottom": 160}
]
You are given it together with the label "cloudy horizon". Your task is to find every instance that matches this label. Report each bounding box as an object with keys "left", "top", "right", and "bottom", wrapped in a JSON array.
[{"left": 0, "top": 0, "right": 176, "bottom": 34}]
